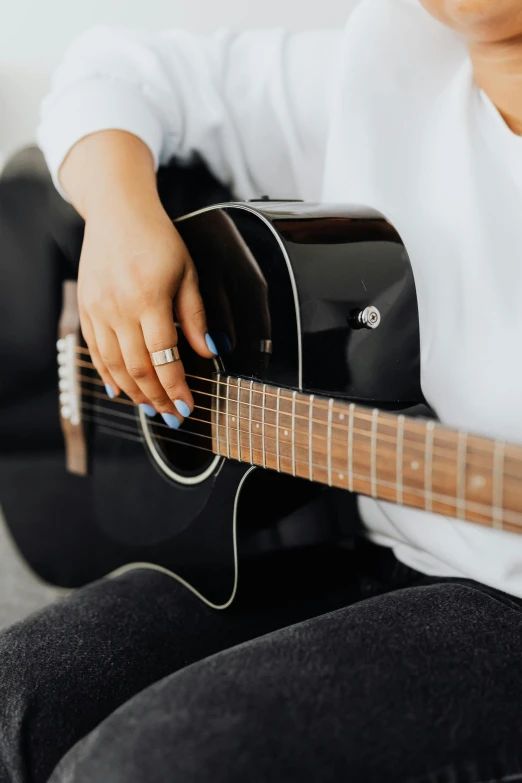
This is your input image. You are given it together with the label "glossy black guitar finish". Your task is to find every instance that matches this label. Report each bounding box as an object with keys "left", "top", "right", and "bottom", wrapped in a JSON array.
[
  {"left": 7, "top": 194, "right": 424, "bottom": 606},
  {"left": 178, "top": 202, "right": 421, "bottom": 402}
]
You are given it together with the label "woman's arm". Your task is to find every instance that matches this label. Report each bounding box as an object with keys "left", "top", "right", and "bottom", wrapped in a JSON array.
[
  {"left": 37, "top": 26, "right": 341, "bottom": 424},
  {"left": 39, "top": 26, "right": 340, "bottom": 200}
]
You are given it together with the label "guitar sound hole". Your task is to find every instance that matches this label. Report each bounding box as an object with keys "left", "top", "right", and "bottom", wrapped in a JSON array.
[{"left": 140, "top": 331, "right": 222, "bottom": 484}]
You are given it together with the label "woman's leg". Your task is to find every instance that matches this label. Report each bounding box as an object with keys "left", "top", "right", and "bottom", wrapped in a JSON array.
[
  {"left": 0, "top": 541, "right": 392, "bottom": 783},
  {"left": 49, "top": 578, "right": 522, "bottom": 783}
]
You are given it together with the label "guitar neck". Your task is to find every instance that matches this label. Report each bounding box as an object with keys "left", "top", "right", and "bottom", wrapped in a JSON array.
[{"left": 212, "top": 376, "right": 522, "bottom": 536}]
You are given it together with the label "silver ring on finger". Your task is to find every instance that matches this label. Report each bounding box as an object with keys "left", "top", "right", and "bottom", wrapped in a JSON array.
[{"left": 150, "top": 346, "right": 181, "bottom": 367}]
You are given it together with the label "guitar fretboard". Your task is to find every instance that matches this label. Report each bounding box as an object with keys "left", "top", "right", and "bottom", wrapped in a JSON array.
[{"left": 211, "top": 376, "right": 522, "bottom": 536}]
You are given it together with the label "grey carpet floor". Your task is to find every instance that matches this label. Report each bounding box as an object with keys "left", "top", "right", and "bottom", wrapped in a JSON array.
[{"left": 0, "top": 506, "right": 63, "bottom": 630}]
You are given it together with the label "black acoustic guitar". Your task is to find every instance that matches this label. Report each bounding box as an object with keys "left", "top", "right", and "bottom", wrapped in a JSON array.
[{"left": 35, "top": 200, "right": 520, "bottom": 608}]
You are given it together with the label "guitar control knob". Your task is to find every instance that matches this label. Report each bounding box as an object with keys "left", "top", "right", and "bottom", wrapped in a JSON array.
[{"left": 349, "top": 306, "right": 381, "bottom": 330}]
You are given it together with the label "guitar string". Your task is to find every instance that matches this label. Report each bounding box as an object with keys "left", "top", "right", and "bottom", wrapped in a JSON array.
[
  {"left": 75, "top": 375, "right": 522, "bottom": 479},
  {"left": 75, "top": 356, "right": 402, "bottom": 437},
  {"left": 78, "top": 406, "right": 522, "bottom": 528},
  {"left": 80, "top": 388, "right": 520, "bottom": 487},
  {"left": 74, "top": 345, "right": 427, "bottom": 429},
  {"left": 74, "top": 361, "right": 514, "bottom": 467},
  {"left": 78, "top": 384, "right": 495, "bottom": 476},
  {"left": 72, "top": 354, "right": 442, "bottom": 434},
  {"left": 74, "top": 346, "right": 516, "bottom": 449},
  {"left": 73, "top": 352, "right": 521, "bottom": 463},
  {"left": 78, "top": 375, "right": 422, "bottom": 449},
  {"left": 96, "top": 425, "right": 143, "bottom": 444},
  {"left": 75, "top": 355, "right": 436, "bottom": 436},
  {"left": 80, "top": 403, "right": 388, "bottom": 475},
  {"left": 82, "top": 398, "right": 433, "bottom": 468},
  {"left": 77, "top": 376, "right": 414, "bottom": 453},
  {"left": 81, "top": 400, "right": 223, "bottom": 449},
  {"left": 77, "top": 381, "right": 522, "bottom": 488},
  {"left": 81, "top": 410, "right": 215, "bottom": 456},
  {"left": 79, "top": 395, "right": 522, "bottom": 514}
]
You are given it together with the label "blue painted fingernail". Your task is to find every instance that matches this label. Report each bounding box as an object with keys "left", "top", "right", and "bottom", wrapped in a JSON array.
[
  {"left": 105, "top": 384, "right": 115, "bottom": 399},
  {"left": 174, "top": 400, "right": 191, "bottom": 418},
  {"left": 205, "top": 333, "right": 218, "bottom": 356},
  {"left": 139, "top": 404, "right": 156, "bottom": 418},
  {"left": 161, "top": 413, "right": 181, "bottom": 429}
]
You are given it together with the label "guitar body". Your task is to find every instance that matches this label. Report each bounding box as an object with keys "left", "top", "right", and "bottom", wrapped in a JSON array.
[{"left": 2, "top": 197, "right": 423, "bottom": 606}]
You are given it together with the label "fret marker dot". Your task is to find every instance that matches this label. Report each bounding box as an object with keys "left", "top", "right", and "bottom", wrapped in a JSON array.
[
  {"left": 411, "top": 460, "right": 420, "bottom": 471},
  {"left": 232, "top": 417, "right": 235, "bottom": 422},
  {"left": 470, "top": 475, "right": 486, "bottom": 489},
  {"left": 284, "top": 430, "right": 288, "bottom": 436},
  {"left": 256, "top": 423, "right": 260, "bottom": 429},
  {"left": 339, "top": 473, "right": 344, "bottom": 481},
  {"left": 339, "top": 414, "right": 345, "bottom": 421}
]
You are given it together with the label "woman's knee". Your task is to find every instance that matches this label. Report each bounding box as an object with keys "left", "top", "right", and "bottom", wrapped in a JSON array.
[
  {"left": 0, "top": 570, "right": 215, "bottom": 783},
  {"left": 48, "top": 582, "right": 522, "bottom": 783}
]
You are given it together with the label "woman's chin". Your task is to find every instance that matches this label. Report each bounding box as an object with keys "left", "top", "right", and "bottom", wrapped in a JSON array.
[{"left": 420, "top": 0, "right": 522, "bottom": 42}]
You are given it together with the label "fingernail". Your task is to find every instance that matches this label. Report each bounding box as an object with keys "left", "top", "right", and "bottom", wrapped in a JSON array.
[
  {"left": 205, "top": 333, "right": 218, "bottom": 356},
  {"left": 105, "top": 384, "right": 115, "bottom": 399},
  {"left": 174, "top": 400, "right": 191, "bottom": 418},
  {"left": 161, "top": 413, "right": 181, "bottom": 429},
  {"left": 139, "top": 404, "right": 156, "bottom": 418},
  {"left": 213, "top": 331, "right": 232, "bottom": 355}
]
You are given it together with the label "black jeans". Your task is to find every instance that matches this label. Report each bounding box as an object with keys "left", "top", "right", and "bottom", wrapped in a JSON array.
[
  {"left": 2, "top": 151, "right": 522, "bottom": 783},
  {"left": 1, "top": 542, "right": 522, "bottom": 783}
]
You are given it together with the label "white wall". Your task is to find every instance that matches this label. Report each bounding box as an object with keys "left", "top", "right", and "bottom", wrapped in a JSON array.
[{"left": 0, "top": 0, "right": 354, "bottom": 165}]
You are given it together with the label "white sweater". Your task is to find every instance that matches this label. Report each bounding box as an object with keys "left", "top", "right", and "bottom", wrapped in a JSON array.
[{"left": 38, "top": 0, "right": 522, "bottom": 597}]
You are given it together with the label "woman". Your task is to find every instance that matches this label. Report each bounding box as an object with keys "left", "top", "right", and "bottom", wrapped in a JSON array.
[{"left": 2, "top": 0, "right": 522, "bottom": 780}]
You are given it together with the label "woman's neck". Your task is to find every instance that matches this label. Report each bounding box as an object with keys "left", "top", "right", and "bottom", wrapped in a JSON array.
[{"left": 468, "top": 34, "right": 522, "bottom": 135}]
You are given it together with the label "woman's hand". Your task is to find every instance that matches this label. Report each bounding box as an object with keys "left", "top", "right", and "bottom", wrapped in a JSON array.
[
  {"left": 78, "top": 203, "right": 216, "bottom": 426},
  {"left": 60, "top": 130, "right": 217, "bottom": 428}
]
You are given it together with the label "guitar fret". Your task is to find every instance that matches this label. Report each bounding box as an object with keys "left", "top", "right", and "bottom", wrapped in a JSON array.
[
  {"left": 291, "top": 391, "right": 297, "bottom": 477},
  {"left": 262, "top": 384, "right": 267, "bottom": 469},
  {"left": 493, "top": 440, "right": 505, "bottom": 530},
  {"left": 236, "top": 378, "right": 242, "bottom": 462},
  {"left": 424, "top": 420, "right": 435, "bottom": 513},
  {"left": 249, "top": 380, "right": 254, "bottom": 465},
  {"left": 208, "top": 379, "right": 519, "bottom": 534},
  {"left": 370, "top": 409, "right": 378, "bottom": 498},
  {"left": 456, "top": 430, "right": 468, "bottom": 520},
  {"left": 215, "top": 373, "right": 221, "bottom": 456},
  {"left": 276, "top": 388, "right": 281, "bottom": 472},
  {"left": 348, "top": 403, "right": 355, "bottom": 492},
  {"left": 225, "top": 377, "right": 231, "bottom": 459},
  {"left": 396, "top": 414, "right": 405, "bottom": 505},
  {"left": 327, "top": 399, "right": 334, "bottom": 487},
  {"left": 308, "top": 395, "right": 314, "bottom": 482}
]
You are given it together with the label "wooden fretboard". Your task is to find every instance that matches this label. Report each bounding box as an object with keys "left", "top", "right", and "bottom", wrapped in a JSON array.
[{"left": 211, "top": 376, "right": 522, "bottom": 536}]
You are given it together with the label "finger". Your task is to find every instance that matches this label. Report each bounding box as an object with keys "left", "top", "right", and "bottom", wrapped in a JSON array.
[
  {"left": 80, "top": 311, "right": 120, "bottom": 398},
  {"left": 175, "top": 267, "right": 216, "bottom": 358},
  {"left": 208, "top": 285, "right": 235, "bottom": 355},
  {"left": 140, "top": 301, "right": 194, "bottom": 421},
  {"left": 117, "top": 325, "right": 178, "bottom": 419},
  {"left": 94, "top": 324, "right": 151, "bottom": 407}
]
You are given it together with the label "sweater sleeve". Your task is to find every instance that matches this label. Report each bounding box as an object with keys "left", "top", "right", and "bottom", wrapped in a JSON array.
[{"left": 37, "top": 25, "right": 341, "bottom": 201}]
